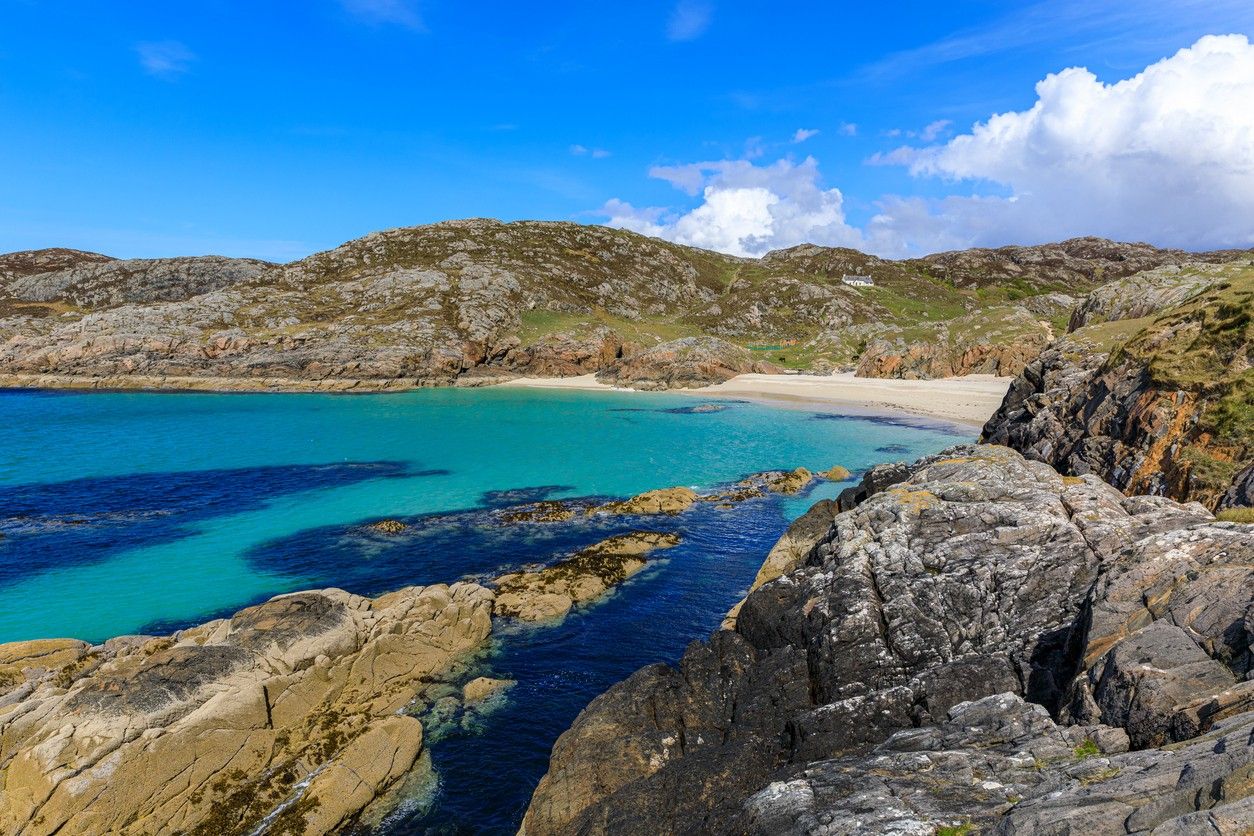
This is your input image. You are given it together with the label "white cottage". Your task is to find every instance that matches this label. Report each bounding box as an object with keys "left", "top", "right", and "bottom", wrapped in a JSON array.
[{"left": 841, "top": 274, "right": 875, "bottom": 287}]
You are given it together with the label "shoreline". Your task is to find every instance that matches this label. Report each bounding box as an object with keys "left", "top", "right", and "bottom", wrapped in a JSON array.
[
  {"left": 0, "top": 370, "right": 1012, "bottom": 428},
  {"left": 500, "top": 372, "right": 1012, "bottom": 428}
]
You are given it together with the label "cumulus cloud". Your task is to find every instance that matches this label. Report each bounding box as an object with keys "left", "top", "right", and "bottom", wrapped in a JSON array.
[
  {"left": 667, "top": 1, "right": 712, "bottom": 42},
  {"left": 340, "top": 0, "right": 425, "bottom": 31},
  {"left": 882, "top": 34, "right": 1254, "bottom": 251},
  {"left": 607, "top": 34, "right": 1254, "bottom": 258},
  {"left": 136, "top": 41, "right": 195, "bottom": 79},
  {"left": 603, "top": 157, "right": 863, "bottom": 257},
  {"left": 839, "top": 122, "right": 858, "bottom": 137},
  {"left": 793, "top": 128, "right": 820, "bottom": 143}
]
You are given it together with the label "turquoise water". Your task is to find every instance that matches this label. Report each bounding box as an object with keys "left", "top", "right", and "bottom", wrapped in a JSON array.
[{"left": 0, "top": 386, "right": 970, "bottom": 832}]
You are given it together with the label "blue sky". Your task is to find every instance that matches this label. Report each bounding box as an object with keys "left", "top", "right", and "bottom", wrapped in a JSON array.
[{"left": 2, "top": 1, "right": 1253, "bottom": 260}]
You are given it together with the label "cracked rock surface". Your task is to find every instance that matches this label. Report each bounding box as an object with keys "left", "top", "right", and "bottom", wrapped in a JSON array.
[
  {"left": 0, "top": 583, "right": 494, "bottom": 835},
  {"left": 521, "top": 445, "right": 1253, "bottom": 834}
]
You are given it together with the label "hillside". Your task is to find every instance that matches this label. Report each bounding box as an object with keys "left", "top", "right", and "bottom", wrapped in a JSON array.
[
  {"left": 0, "top": 221, "right": 1245, "bottom": 391},
  {"left": 984, "top": 260, "right": 1254, "bottom": 509}
]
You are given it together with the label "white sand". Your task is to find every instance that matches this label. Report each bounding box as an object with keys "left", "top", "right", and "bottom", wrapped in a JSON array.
[{"left": 498, "top": 372, "right": 1012, "bottom": 428}]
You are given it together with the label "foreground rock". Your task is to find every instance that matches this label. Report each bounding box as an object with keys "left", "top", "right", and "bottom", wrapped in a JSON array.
[
  {"left": 741, "top": 691, "right": 1254, "bottom": 835},
  {"left": 521, "top": 444, "right": 1253, "bottom": 834},
  {"left": 493, "top": 532, "right": 681, "bottom": 621},
  {"left": 0, "top": 583, "right": 494, "bottom": 835},
  {"left": 595, "top": 337, "right": 781, "bottom": 390},
  {"left": 984, "top": 263, "right": 1253, "bottom": 508}
]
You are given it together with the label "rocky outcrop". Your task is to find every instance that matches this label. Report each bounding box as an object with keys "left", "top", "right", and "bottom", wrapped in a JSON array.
[
  {"left": 0, "top": 249, "right": 113, "bottom": 282},
  {"left": 739, "top": 691, "right": 1254, "bottom": 835},
  {"left": 0, "top": 583, "right": 494, "bottom": 835},
  {"left": 1067, "top": 262, "right": 1232, "bottom": 330},
  {"left": 6, "top": 256, "right": 271, "bottom": 309},
  {"left": 520, "top": 445, "right": 1252, "bottom": 834},
  {"left": 595, "top": 337, "right": 780, "bottom": 390},
  {"left": 721, "top": 499, "right": 837, "bottom": 630},
  {"left": 595, "top": 486, "right": 700, "bottom": 516},
  {"left": 492, "top": 532, "right": 682, "bottom": 622},
  {"left": 983, "top": 266, "right": 1253, "bottom": 509},
  {"left": 855, "top": 306, "right": 1053, "bottom": 379},
  {"left": 911, "top": 236, "right": 1241, "bottom": 292},
  {"left": 500, "top": 327, "right": 632, "bottom": 377}
]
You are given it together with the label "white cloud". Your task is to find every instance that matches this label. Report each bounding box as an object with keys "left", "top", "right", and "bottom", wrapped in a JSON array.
[
  {"left": 918, "top": 119, "right": 952, "bottom": 141},
  {"left": 880, "top": 34, "right": 1254, "bottom": 251},
  {"left": 135, "top": 41, "right": 195, "bottom": 79},
  {"left": 340, "top": 0, "right": 425, "bottom": 31},
  {"left": 839, "top": 122, "right": 858, "bottom": 137},
  {"left": 667, "top": 1, "right": 713, "bottom": 42},
  {"left": 603, "top": 157, "right": 863, "bottom": 257},
  {"left": 604, "top": 34, "right": 1254, "bottom": 258},
  {"left": 570, "top": 144, "right": 611, "bottom": 158},
  {"left": 792, "top": 128, "right": 820, "bottom": 143}
]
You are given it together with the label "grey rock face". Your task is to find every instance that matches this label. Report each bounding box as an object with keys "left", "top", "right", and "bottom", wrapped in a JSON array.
[
  {"left": 740, "top": 692, "right": 1254, "bottom": 836},
  {"left": 521, "top": 445, "right": 1252, "bottom": 835},
  {"left": 8, "top": 256, "right": 272, "bottom": 308},
  {"left": 1067, "top": 263, "right": 1230, "bottom": 331},
  {"left": 834, "top": 460, "right": 910, "bottom": 511}
]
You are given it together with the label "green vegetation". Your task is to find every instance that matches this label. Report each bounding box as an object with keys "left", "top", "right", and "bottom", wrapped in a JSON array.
[
  {"left": 935, "top": 822, "right": 976, "bottom": 836},
  {"left": 1217, "top": 508, "right": 1254, "bottom": 523},
  {"left": 1073, "top": 738, "right": 1101, "bottom": 760}
]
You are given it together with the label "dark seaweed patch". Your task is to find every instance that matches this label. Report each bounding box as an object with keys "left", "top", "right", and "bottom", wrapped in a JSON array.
[{"left": 0, "top": 461, "right": 417, "bottom": 588}]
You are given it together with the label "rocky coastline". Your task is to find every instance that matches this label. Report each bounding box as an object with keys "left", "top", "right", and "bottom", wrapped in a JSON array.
[
  {"left": 0, "top": 465, "right": 843, "bottom": 834},
  {"left": 520, "top": 444, "right": 1254, "bottom": 834}
]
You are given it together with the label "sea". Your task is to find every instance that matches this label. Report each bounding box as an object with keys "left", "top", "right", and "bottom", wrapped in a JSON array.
[{"left": 0, "top": 385, "right": 972, "bottom": 833}]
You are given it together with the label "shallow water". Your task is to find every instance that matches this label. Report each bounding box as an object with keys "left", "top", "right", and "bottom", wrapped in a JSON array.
[{"left": 0, "top": 385, "right": 971, "bottom": 832}]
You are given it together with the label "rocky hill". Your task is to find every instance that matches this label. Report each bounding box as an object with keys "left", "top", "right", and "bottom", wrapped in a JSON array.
[
  {"left": 521, "top": 445, "right": 1254, "bottom": 834},
  {"left": 984, "top": 260, "right": 1253, "bottom": 509},
  {"left": 1, "top": 222, "right": 1243, "bottom": 391}
]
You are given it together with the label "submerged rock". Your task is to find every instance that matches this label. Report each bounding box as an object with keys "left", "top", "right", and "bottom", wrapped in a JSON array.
[
  {"left": 368, "top": 518, "right": 408, "bottom": 534},
  {"left": 520, "top": 444, "right": 1252, "bottom": 834},
  {"left": 0, "top": 583, "right": 494, "bottom": 835},
  {"left": 463, "top": 676, "right": 515, "bottom": 704},
  {"left": 493, "top": 532, "right": 681, "bottom": 622},
  {"left": 498, "top": 501, "right": 578, "bottom": 523}
]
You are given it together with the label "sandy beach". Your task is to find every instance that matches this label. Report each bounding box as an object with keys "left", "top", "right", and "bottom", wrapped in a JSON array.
[{"left": 498, "top": 372, "right": 1013, "bottom": 428}]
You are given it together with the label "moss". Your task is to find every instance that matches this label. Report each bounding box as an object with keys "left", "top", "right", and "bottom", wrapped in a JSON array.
[{"left": 935, "top": 822, "right": 976, "bottom": 836}]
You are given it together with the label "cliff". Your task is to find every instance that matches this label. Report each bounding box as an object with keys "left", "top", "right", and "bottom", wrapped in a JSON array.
[
  {"left": 983, "top": 261, "right": 1253, "bottom": 509},
  {"left": 521, "top": 445, "right": 1253, "bottom": 833},
  {"left": 1, "top": 224, "right": 1242, "bottom": 390}
]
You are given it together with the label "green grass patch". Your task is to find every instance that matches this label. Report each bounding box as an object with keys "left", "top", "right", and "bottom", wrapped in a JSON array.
[
  {"left": 1217, "top": 508, "right": 1254, "bottom": 524},
  {"left": 1073, "top": 738, "right": 1101, "bottom": 760}
]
